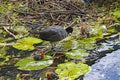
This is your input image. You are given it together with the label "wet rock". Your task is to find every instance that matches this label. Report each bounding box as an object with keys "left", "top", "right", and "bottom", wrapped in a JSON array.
[
  {"left": 109, "top": 34, "right": 119, "bottom": 40},
  {"left": 97, "top": 40, "right": 120, "bottom": 53},
  {"left": 97, "top": 43, "right": 113, "bottom": 53},
  {"left": 85, "top": 38, "right": 120, "bottom": 66}
]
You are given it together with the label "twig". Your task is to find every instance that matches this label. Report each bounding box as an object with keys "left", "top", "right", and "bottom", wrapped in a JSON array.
[
  {"left": 69, "top": 2, "right": 83, "bottom": 13},
  {"left": 2, "top": 26, "right": 16, "bottom": 38},
  {"left": 68, "top": 20, "right": 76, "bottom": 27},
  {"left": 56, "top": 15, "right": 61, "bottom": 20},
  {"left": 0, "top": 24, "right": 12, "bottom": 26},
  {"left": 0, "top": 42, "right": 14, "bottom": 46},
  {"left": 49, "top": 18, "right": 66, "bottom": 24},
  {"left": 69, "top": 2, "right": 96, "bottom": 21},
  {"left": 50, "top": 13, "right": 54, "bottom": 20},
  {"left": 14, "top": 9, "right": 82, "bottom": 16},
  {"left": 26, "top": 0, "right": 30, "bottom": 12},
  {"left": 13, "top": 9, "right": 37, "bottom": 16}
]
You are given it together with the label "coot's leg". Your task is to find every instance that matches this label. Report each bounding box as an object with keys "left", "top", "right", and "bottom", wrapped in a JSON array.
[{"left": 50, "top": 42, "right": 56, "bottom": 49}]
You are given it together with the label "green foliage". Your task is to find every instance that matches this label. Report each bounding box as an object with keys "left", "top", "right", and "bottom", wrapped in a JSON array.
[
  {"left": 0, "top": 1, "right": 27, "bottom": 26},
  {"left": 55, "top": 62, "right": 91, "bottom": 80},
  {"left": 0, "top": 29, "right": 3, "bottom": 33},
  {"left": 78, "top": 37, "right": 97, "bottom": 49},
  {"left": 89, "top": 23, "right": 103, "bottom": 37},
  {"left": 12, "top": 26, "right": 28, "bottom": 33},
  {"left": 112, "top": 9, "right": 120, "bottom": 20},
  {"left": 0, "top": 47, "right": 11, "bottom": 66},
  {"left": 65, "top": 49, "right": 89, "bottom": 59},
  {"left": 0, "top": 1, "right": 27, "bottom": 14},
  {"left": 71, "top": 40, "right": 79, "bottom": 49},
  {"left": 0, "top": 37, "right": 13, "bottom": 43},
  {"left": 78, "top": 38, "right": 95, "bottom": 44},
  {"left": 112, "top": 2, "right": 119, "bottom": 9},
  {"left": 108, "top": 47, "right": 114, "bottom": 51},
  {"left": 0, "top": 1, "right": 119, "bottom": 80},
  {"left": 0, "top": 3, "right": 14, "bottom": 14},
  {"left": 15, "top": 56, "right": 53, "bottom": 70},
  {"left": 76, "top": 22, "right": 105, "bottom": 50},
  {"left": 0, "top": 47, "right": 8, "bottom": 58},
  {"left": 62, "top": 36, "right": 98, "bottom": 50},
  {"left": 110, "top": 2, "right": 120, "bottom": 22},
  {"left": 107, "top": 28, "right": 116, "bottom": 33},
  {"left": 60, "top": 40, "right": 73, "bottom": 51},
  {"left": 13, "top": 37, "right": 43, "bottom": 51}
]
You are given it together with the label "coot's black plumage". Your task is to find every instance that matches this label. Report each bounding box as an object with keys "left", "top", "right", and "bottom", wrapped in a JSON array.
[{"left": 39, "top": 25, "right": 73, "bottom": 47}]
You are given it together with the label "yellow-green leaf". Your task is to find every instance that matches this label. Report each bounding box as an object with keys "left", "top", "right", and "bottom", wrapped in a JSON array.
[{"left": 13, "top": 37, "right": 43, "bottom": 51}]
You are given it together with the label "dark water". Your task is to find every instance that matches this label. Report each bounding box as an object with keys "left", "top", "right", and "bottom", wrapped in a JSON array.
[{"left": 84, "top": 49, "right": 120, "bottom": 80}]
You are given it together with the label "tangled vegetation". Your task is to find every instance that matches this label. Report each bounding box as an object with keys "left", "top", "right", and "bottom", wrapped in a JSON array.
[{"left": 0, "top": 0, "right": 120, "bottom": 80}]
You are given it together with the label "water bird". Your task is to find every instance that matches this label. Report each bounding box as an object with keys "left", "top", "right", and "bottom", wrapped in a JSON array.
[
  {"left": 79, "top": 25, "right": 90, "bottom": 38},
  {"left": 39, "top": 25, "right": 73, "bottom": 48},
  {"left": 46, "top": 72, "right": 59, "bottom": 80}
]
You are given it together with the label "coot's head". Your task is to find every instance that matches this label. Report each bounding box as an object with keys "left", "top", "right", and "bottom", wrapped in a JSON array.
[{"left": 65, "top": 27, "right": 73, "bottom": 34}]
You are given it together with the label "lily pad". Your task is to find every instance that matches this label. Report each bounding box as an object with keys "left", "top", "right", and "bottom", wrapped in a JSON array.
[
  {"left": 13, "top": 37, "right": 43, "bottom": 51},
  {"left": 60, "top": 40, "right": 73, "bottom": 51},
  {"left": 15, "top": 56, "right": 53, "bottom": 70},
  {"left": 71, "top": 40, "right": 79, "bottom": 49},
  {"left": 55, "top": 62, "right": 91, "bottom": 80},
  {"left": 65, "top": 49, "right": 89, "bottom": 59},
  {"left": 78, "top": 37, "right": 98, "bottom": 49},
  {"left": 60, "top": 40, "right": 79, "bottom": 51}
]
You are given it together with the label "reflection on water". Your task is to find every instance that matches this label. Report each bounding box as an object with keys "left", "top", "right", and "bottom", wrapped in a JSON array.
[{"left": 84, "top": 49, "right": 120, "bottom": 80}]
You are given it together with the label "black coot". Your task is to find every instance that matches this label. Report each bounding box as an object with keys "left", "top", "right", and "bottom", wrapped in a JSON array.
[{"left": 39, "top": 25, "right": 73, "bottom": 47}]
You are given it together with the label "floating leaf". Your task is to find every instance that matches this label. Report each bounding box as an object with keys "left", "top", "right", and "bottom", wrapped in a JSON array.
[
  {"left": 25, "top": 37, "right": 43, "bottom": 44},
  {"left": 60, "top": 40, "right": 79, "bottom": 51},
  {"left": 6, "top": 26, "right": 28, "bottom": 33},
  {"left": 15, "top": 56, "right": 53, "bottom": 70},
  {"left": 65, "top": 49, "right": 89, "bottom": 59},
  {"left": 55, "top": 62, "right": 91, "bottom": 80},
  {"left": 13, "top": 37, "right": 43, "bottom": 51},
  {"left": 60, "top": 40, "right": 73, "bottom": 51},
  {"left": 78, "top": 37, "right": 98, "bottom": 49},
  {"left": 71, "top": 40, "right": 79, "bottom": 49},
  {"left": 78, "top": 38, "right": 95, "bottom": 45}
]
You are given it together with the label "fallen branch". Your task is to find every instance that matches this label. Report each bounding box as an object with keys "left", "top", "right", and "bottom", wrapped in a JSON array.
[
  {"left": 2, "top": 26, "right": 16, "bottom": 39},
  {"left": 0, "top": 24, "right": 12, "bottom": 26}
]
